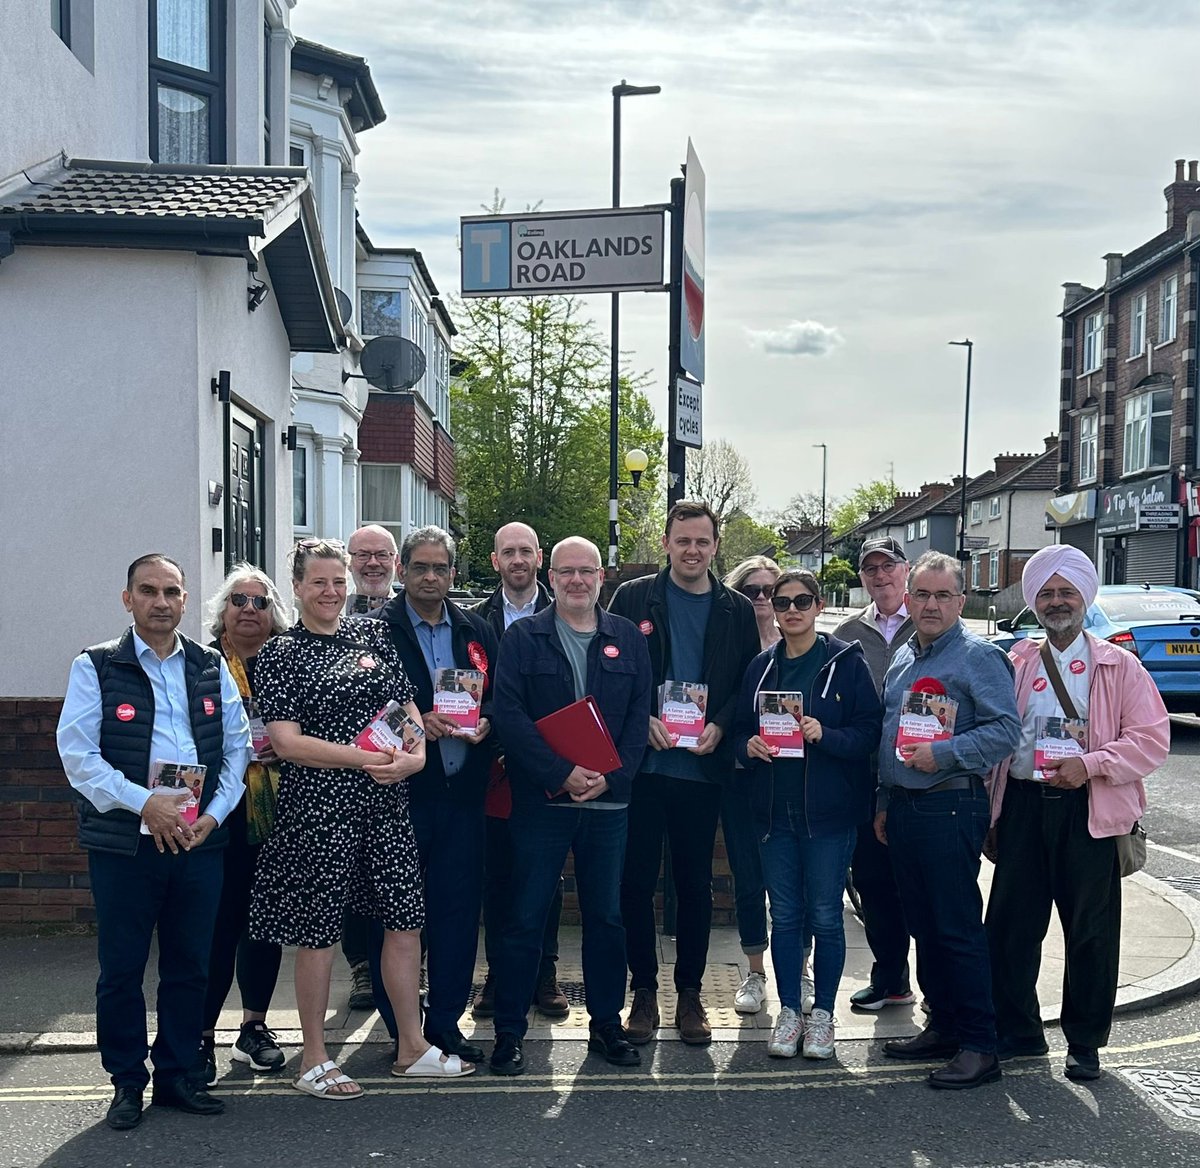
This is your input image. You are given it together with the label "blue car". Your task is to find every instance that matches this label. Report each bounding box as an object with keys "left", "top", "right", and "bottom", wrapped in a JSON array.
[{"left": 992, "top": 584, "right": 1200, "bottom": 714}]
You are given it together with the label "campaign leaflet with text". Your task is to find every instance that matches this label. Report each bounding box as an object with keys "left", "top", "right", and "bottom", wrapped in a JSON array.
[
  {"left": 659, "top": 680, "right": 708, "bottom": 748},
  {"left": 758, "top": 691, "right": 805, "bottom": 758},
  {"left": 432, "top": 669, "right": 485, "bottom": 735},
  {"left": 138, "top": 761, "right": 206, "bottom": 834},
  {"left": 895, "top": 690, "right": 958, "bottom": 761},
  {"left": 1033, "top": 715, "right": 1088, "bottom": 782},
  {"left": 353, "top": 701, "right": 426, "bottom": 755},
  {"left": 243, "top": 696, "right": 272, "bottom": 760}
]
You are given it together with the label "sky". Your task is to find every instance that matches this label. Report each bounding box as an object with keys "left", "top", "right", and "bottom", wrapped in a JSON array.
[{"left": 294, "top": 0, "right": 1200, "bottom": 518}]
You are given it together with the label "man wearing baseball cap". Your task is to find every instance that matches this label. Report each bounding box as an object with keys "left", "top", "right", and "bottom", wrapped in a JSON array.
[
  {"left": 834, "top": 535, "right": 916, "bottom": 1013},
  {"left": 985, "top": 545, "right": 1169, "bottom": 1081}
]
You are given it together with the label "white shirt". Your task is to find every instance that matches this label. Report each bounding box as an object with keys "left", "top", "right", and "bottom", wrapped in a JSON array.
[
  {"left": 1012, "top": 631, "right": 1092, "bottom": 779},
  {"left": 502, "top": 590, "right": 539, "bottom": 629},
  {"left": 872, "top": 602, "right": 909, "bottom": 645}
]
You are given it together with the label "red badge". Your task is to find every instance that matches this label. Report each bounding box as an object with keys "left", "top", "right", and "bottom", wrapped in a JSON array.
[
  {"left": 1032, "top": 677, "right": 1048, "bottom": 693},
  {"left": 603, "top": 644, "right": 620, "bottom": 658},
  {"left": 1069, "top": 659, "right": 1086, "bottom": 675},
  {"left": 468, "top": 641, "right": 488, "bottom": 673},
  {"left": 116, "top": 703, "right": 136, "bottom": 722},
  {"left": 202, "top": 697, "right": 216, "bottom": 717},
  {"left": 639, "top": 620, "right": 654, "bottom": 636},
  {"left": 358, "top": 655, "right": 376, "bottom": 670}
]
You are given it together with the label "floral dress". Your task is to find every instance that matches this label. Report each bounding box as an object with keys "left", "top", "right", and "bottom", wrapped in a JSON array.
[{"left": 249, "top": 617, "right": 422, "bottom": 948}]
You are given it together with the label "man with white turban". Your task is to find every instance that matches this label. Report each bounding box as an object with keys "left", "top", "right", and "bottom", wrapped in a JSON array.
[{"left": 985, "top": 545, "right": 1170, "bottom": 1082}]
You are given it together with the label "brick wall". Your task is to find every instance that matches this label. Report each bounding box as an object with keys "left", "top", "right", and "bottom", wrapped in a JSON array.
[{"left": 0, "top": 699, "right": 92, "bottom": 930}]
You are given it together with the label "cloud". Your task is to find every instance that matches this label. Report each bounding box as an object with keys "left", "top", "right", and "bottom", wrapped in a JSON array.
[{"left": 745, "top": 320, "right": 845, "bottom": 357}]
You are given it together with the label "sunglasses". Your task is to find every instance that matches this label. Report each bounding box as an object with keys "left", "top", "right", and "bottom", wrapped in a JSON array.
[
  {"left": 771, "top": 593, "right": 818, "bottom": 612},
  {"left": 297, "top": 537, "right": 346, "bottom": 551},
  {"left": 231, "top": 592, "right": 271, "bottom": 611},
  {"left": 739, "top": 583, "right": 775, "bottom": 600}
]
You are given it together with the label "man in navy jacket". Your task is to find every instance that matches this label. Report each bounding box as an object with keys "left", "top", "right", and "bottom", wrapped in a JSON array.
[{"left": 489, "top": 537, "right": 651, "bottom": 1076}]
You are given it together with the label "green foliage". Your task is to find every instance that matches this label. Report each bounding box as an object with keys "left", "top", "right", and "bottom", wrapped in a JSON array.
[
  {"left": 830, "top": 479, "right": 896, "bottom": 536},
  {"left": 716, "top": 513, "right": 780, "bottom": 577},
  {"left": 819, "top": 555, "right": 856, "bottom": 591}
]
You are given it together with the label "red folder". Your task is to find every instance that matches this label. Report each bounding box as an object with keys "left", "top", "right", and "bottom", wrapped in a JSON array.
[{"left": 535, "top": 695, "right": 621, "bottom": 774}]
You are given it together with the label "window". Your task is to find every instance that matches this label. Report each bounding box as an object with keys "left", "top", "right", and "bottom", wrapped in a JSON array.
[
  {"left": 149, "top": 0, "right": 224, "bottom": 164},
  {"left": 1082, "top": 311, "right": 1104, "bottom": 373},
  {"left": 989, "top": 496, "right": 1001, "bottom": 519},
  {"left": 918, "top": 518, "right": 928, "bottom": 538},
  {"left": 360, "top": 290, "right": 402, "bottom": 337},
  {"left": 1159, "top": 275, "right": 1178, "bottom": 343},
  {"left": 289, "top": 143, "right": 306, "bottom": 168},
  {"left": 292, "top": 444, "right": 309, "bottom": 530},
  {"left": 262, "top": 20, "right": 272, "bottom": 162},
  {"left": 361, "top": 464, "right": 403, "bottom": 547},
  {"left": 1129, "top": 292, "right": 1146, "bottom": 356},
  {"left": 971, "top": 554, "right": 981, "bottom": 589},
  {"left": 51, "top": 0, "right": 70, "bottom": 45},
  {"left": 970, "top": 500, "right": 982, "bottom": 524},
  {"left": 1122, "top": 388, "right": 1172, "bottom": 474},
  {"left": 989, "top": 550, "right": 1000, "bottom": 587},
  {"left": 1078, "top": 411, "right": 1098, "bottom": 483},
  {"left": 906, "top": 522, "right": 915, "bottom": 542}
]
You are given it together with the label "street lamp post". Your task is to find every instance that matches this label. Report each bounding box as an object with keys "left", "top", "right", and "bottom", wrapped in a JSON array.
[
  {"left": 608, "top": 79, "right": 661, "bottom": 571},
  {"left": 949, "top": 339, "right": 974, "bottom": 562},
  {"left": 813, "top": 442, "right": 827, "bottom": 585}
]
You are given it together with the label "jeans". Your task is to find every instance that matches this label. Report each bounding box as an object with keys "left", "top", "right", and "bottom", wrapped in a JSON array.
[
  {"left": 621, "top": 772, "right": 722, "bottom": 992},
  {"left": 758, "top": 810, "right": 856, "bottom": 1014},
  {"left": 720, "top": 771, "right": 768, "bottom": 955},
  {"left": 850, "top": 819, "right": 911, "bottom": 994},
  {"left": 370, "top": 798, "right": 486, "bottom": 1039},
  {"left": 90, "top": 839, "right": 223, "bottom": 1089},
  {"left": 495, "top": 805, "right": 628, "bottom": 1039},
  {"left": 886, "top": 783, "right": 996, "bottom": 1054}
]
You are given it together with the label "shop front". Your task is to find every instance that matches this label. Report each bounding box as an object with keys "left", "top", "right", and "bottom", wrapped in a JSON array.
[
  {"left": 1096, "top": 472, "right": 1182, "bottom": 586},
  {"left": 1044, "top": 488, "right": 1098, "bottom": 558}
]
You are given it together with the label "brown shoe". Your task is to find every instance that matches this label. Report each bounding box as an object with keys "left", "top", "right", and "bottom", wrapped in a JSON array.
[
  {"left": 675, "top": 989, "right": 712, "bottom": 1046},
  {"left": 534, "top": 971, "right": 570, "bottom": 1020},
  {"left": 471, "top": 973, "right": 495, "bottom": 1019},
  {"left": 624, "top": 989, "right": 659, "bottom": 1045}
]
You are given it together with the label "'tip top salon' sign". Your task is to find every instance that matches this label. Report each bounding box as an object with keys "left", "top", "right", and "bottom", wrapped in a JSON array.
[{"left": 1097, "top": 472, "right": 1177, "bottom": 535}]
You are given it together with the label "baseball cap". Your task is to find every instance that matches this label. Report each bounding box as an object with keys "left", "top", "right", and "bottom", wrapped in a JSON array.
[{"left": 860, "top": 535, "right": 906, "bottom": 563}]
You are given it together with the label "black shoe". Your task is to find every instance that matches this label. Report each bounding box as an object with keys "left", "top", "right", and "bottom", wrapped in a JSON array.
[
  {"left": 1064, "top": 1044, "right": 1101, "bottom": 1081},
  {"left": 928, "top": 1050, "right": 1002, "bottom": 1090},
  {"left": 850, "top": 984, "right": 916, "bottom": 1011},
  {"left": 883, "top": 1026, "right": 962, "bottom": 1061},
  {"left": 348, "top": 960, "right": 375, "bottom": 1011},
  {"left": 472, "top": 973, "right": 496, "bottom": 1019},
  {"left": 106, "top": 1086, "right": 144, "bottom": 1131},
  {"left": 489, "top": 1034, "right": 526, "bottom": 1076},
  {"left": 231, "top": 1021, "right": 285, "bottom": 1072},
  {"left": 151, "top": 1075, "right": 226, "bottom": 1116},
  {"left": 997, "top": 1035, "right": 1050, "bottom": 1062},
  {"left": 588, "top": 1023, "right": 641, "bottom": 1067},
  {"left": 190, "top": 1035, "right": 218, "bottom": 1089},
  {"left": 425, "top": 1027, "right": 486, "bottom": 1065}
]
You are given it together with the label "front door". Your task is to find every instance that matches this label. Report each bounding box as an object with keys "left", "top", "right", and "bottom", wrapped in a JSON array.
[{"left": 225, "top": 408, "right": 265, "bottom": 571}]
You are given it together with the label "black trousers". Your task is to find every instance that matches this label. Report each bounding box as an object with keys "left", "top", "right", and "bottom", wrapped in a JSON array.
[
  {"left": 90, "top": 839, "right": 222, "bottom": 1089},
  {"left": 851, "top": 820, "right": 913, "bottom": 993},
  {"left": 621, "top": 771, "right": 722, "bottom": 993},
  {"left": 986, "top": 780, "right": 1122, "bottom": 1050}
]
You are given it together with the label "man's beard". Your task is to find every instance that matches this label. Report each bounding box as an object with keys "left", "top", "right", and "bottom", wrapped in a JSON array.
[{"left": 1042, "top": 610, "right": 1084, "bottom": 639}]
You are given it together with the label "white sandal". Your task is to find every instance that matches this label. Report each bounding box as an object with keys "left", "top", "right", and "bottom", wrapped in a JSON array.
[
  {"left": 391, "top": 1045, "right": 475, "bottom": 1079},
  {"left": 294, "top": 1059, "right": 364, "bottom": 1099}
]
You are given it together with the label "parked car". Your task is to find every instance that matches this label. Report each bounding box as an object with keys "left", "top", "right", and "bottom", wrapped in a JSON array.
[{"left": 991, "top": 584, "right": 1200, "bottom": 714}]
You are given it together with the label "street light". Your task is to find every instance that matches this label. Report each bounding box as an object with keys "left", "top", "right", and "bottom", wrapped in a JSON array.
[
  {"left": 813, "top": 442, "right": 827, "bottom": 584},
  {"left": 949, "top": 339, "right": 974, "bottom": 562},
  {"left": 608, "top": 79, "right": 661, "bottom": 570},
  {"left": 621, "top": 447, "right": 649, "bottom": 490}
]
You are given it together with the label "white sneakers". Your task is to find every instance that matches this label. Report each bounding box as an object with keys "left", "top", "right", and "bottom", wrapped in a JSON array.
[
  {"left": 767, "top": 1006, "right": 804, "bottom": 1057},
  {"left": 803, "top": 1008, "right": 836, "bottom": 1059},
  {"left": 734, "top": 970, "right": 768, "bottom": 1015},
  {"left": 801, "top": 975, "right": 816, "bottom": 1016}
]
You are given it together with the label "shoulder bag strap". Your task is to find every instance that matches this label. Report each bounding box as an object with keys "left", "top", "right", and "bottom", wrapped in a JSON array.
[{"left": 1039, "top": 639, "right": 1080, "bottom": 721}]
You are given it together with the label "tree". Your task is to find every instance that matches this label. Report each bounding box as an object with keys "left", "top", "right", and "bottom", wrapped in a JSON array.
[
  {"left": 830, "top": 479, "right": 897, "bottom": 536},
  {"left": 685, "top": 439, "right": 757, "bottom": 526},
  {"left": 819, "top": 555, "right": 856, "bottom": 591},
  {"left": 773, "top": 490, "right": 833, "bottom": 536},
  {"left": 716, "top": 512, "right": 780, "bottom": 577}
]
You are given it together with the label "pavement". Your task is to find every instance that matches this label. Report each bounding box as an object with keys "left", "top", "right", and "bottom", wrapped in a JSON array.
[{"left": 2, "top": 864, "right": 1197, "bottom": 1055}]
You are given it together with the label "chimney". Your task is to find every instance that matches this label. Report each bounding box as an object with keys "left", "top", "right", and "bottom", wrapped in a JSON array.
[
  {"left": 993, "top": 452, "right": 1029, "bottom": 479},
  {"left": 1104, "top": 252, "right": 1123, "bottom": 283},
  {"left": 1062, "top": 281, "right": 1095, "bottom": 311},
  {"left": 1164, "top": 159, "right": 1200, "bottom": 231},
  {"left": 1044, "top": 433, "right": 1059, "bottom": 453}
]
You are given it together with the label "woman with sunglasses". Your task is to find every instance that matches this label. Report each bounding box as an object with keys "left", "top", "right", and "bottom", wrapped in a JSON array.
[
  {"left": 249, "top": 540, "right": 473, "bottom": 1100},
  {"left": 726, "top": 555, "right": 783, "bottom": 653},
  {"left": 199, "top": 565, "right": 291, "bottom": 1087},
  {"left": 734, "top": 569, "right": 882, "bottom": 1060}
]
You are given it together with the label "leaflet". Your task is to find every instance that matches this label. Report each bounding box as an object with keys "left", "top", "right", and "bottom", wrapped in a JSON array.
[
  {"left": 432, "top": 668, "right": 485, "bottom": 735},
  {"left": 1033, "top": 715, "right": 1088, "bottom": 782},
  {"left": 138, "top": 760, "right": 206, "bottom": 834},
  {"left": 659, "top": 680, "right": 708, "bottom": 748},
  {"left": 757, "top": 691, "right": 806, "bottom": 758},
  {"left": 354, "top": 701, "right": 426, "bottom": 755},
  {"left": 895, "top": 690, "right": 958, "bottom": 761},
  {"left": 243, "top": 696, "right": 272, "bottom": 760}
]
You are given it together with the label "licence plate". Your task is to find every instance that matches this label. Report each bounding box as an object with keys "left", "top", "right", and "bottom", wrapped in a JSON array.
[{"left": 1165, "top": 642, "right": 1200, "bottom": 655}]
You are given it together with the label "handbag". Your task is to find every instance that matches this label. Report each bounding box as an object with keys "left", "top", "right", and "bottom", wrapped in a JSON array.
[{"left": 1039, "top": 641, "right": 1146, "bottom": 877}]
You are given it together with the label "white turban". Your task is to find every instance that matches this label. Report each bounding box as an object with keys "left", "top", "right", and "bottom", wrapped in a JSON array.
[{"left": 1021, "top": 545, "right": 1099, "bottom": 611}]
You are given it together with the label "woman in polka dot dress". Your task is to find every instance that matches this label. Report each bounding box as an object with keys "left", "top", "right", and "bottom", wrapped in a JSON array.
[{"left": 250, "top": 540, "right": 473, "bottom": 1097}]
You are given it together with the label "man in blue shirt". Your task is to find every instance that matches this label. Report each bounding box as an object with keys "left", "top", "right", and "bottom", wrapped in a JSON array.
[
  {"left": 57, "top": 554, "right": 252, "bottom": 1130},
  {"left": 875, "top": 551, "right": 1020, "bottom": 1090}
]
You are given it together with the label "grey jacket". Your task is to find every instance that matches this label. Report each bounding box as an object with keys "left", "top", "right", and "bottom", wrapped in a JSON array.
[{"left": 833, "top": 605, "right": 914, "bottom": 695}]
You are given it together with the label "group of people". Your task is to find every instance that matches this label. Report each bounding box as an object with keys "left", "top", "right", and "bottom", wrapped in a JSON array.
[{"left": 57, "top": 503, "right": 1171, "bottom": 1129}]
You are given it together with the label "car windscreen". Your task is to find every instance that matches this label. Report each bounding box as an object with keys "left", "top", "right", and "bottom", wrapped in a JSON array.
[{"left": 1096, "top": 591, "right": 1200, "bottom": 623}]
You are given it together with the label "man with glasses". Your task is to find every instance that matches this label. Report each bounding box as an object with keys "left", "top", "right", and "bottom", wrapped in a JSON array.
[
  {"left": 347, "top": 525, "right": 400, "bottom": 616},
  {"left": 489, "top": 538, "right": 652, "bottom": 1075},
  {"left": 834, "top": 536, "right": 916, "bottom": 1013},
  {"left": 876, "top": 551, "right": 1020, "bottom": 1090},
  {"left": 369, "top": 526, "right": 499, "bottom": 1066}
]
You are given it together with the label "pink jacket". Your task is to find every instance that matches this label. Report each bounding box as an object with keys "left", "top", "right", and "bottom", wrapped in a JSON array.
[{"left": 989, "top": 632, "right": 1170, "bottom": 837}]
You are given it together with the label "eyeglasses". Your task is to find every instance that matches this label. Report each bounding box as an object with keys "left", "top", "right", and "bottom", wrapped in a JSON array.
[
  {"left": 860, "top": 561, "right": 903, "bottom": 577},
  {"left": 351, "top": 549, "right": 395, "bottom": 563},
  {"left": 407, "top": 562, "right": 451, "bottom": 578},
  {"left": 552, "top": 566, "right": 600, "bottom": 580},
  {"left": 230, "top": 593, "right": 271, "bottom": 611},
  {"left": 739, "top": 583, "right": 775, "bottom": 600},
  {"left": 771, "top": 593, "right": 818, "bottom": 612},
  {"left": 296, "top": 538, "right": 346, "bottom": 551},
  {"left": 910, "top": 590, "right": 962, "bottom": 605}
]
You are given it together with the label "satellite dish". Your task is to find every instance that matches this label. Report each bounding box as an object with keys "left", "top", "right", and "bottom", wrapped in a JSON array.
[
  {"left": 359, "top": 335, "right": 426, "bottom": 392},
  {"left": 334, "top": 288, "right": 353, "bottom": 327}
]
